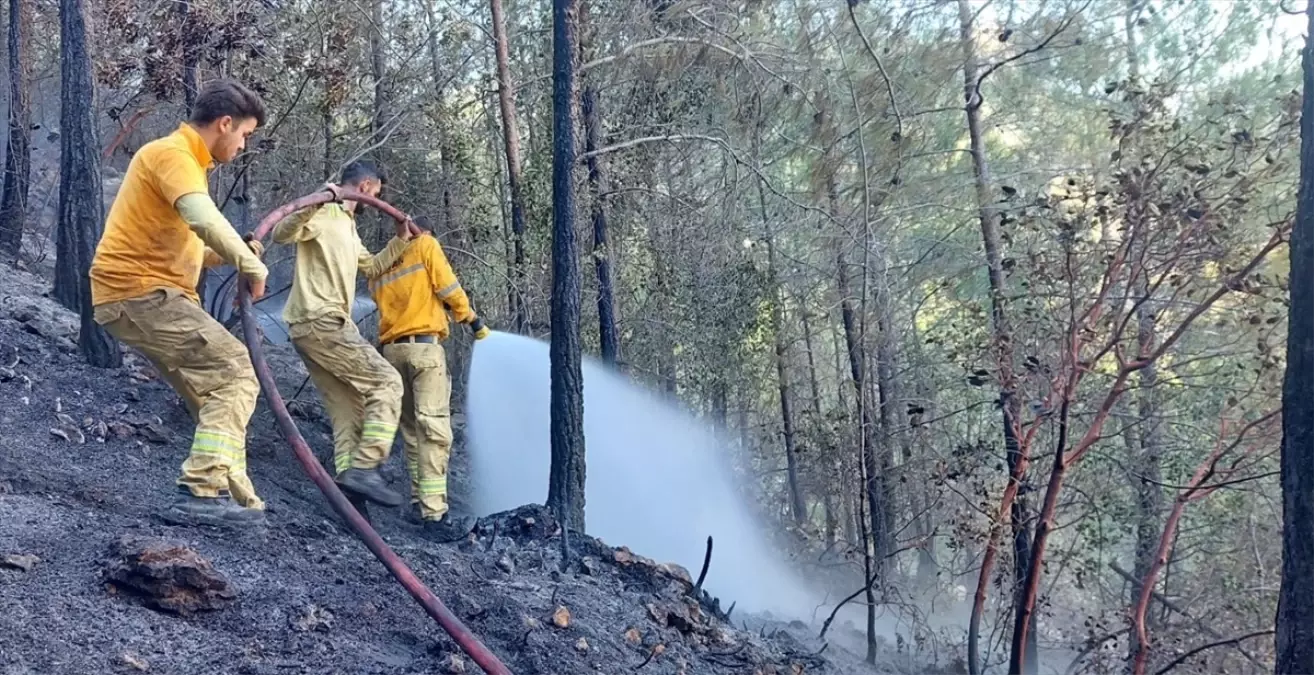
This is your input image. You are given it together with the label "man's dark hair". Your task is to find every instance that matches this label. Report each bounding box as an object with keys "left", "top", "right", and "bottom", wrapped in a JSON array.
[
  {"left": 340, "top": 160, "right": 385, "bottom": 187},
  {"left": 190, "top": 79, "right": 266, "bottom": 127},
  {"left": 412, "top": 215, "right": 435, "bottom": 233}
]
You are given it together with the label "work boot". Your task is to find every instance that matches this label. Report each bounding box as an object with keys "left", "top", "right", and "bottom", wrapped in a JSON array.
[
  {"left": 336, "top": 467, "right": 404, "bottom": 507},
  {"left": 162, "top": 489, "right": 265, "bottom": 527},
  {"left": 337, "top": 487, "right": 372, "bottom": 526},
  {"left": 420, "top": 512, "right": 476, "bottom": 543}
]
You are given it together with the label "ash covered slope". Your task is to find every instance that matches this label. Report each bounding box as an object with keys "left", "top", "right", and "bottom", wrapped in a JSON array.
[{"left": 0, "top": 263, "right": 888, "bottom": 675}]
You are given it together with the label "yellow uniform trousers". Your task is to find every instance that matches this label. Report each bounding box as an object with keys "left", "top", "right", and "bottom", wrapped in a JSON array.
[
  {"left": 93, "top": 289, "right": 264, "bottom": 508},
  {"left": 289, "top": 314, "right": 402, "bottom": 474},
  {"left": 382, "top": 340, "right": 453, "bottom": 521}
]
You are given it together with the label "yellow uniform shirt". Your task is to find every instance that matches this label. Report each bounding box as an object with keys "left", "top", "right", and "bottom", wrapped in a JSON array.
[
  {"left": 273, "top": 202, "right": 410, "bottom": 325},
  {"left": 91, "top": 123, "right": 265, "bottom": 306},
  {"left": 370, "top": 233, "right": 476, "bottom": 344}
]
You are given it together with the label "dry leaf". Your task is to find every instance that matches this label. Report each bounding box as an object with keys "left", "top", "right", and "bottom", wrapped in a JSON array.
[
  {"left": 81, "top": 416, "right": 94, "bottom": 429},
  {"left": 56, "top": 413, "right": 77, "bottom": 428},
  {"left": 551, "top": 606, "right": 571, "bottom": 629},
  {"left": 444, "top": 654, "right": 466, "bottom": 674},
  {"left": 574, "top": 637, "right": 589, "bottom": 652},
  {"left": 523, "top": 616, "right": 541, "bottom": 630},
  {"left": 54, "top": 397, "right": 62, "bottom": 413},
  {"left": 120, "top": 652, "right": 149, "bottom": 671}
]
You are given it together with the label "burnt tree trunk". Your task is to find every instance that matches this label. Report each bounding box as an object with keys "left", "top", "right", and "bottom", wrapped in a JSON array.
[
  {"left": 0, "top": 0, "right": 32, "bottom": 256},
  {"left": 758, "top": 181, "right": 805, "bottom": 527},
  {"left": 957, "top": 0, "right": 1034, "bottom": 671},
  {"left": 179, "top": 0, "right": 199, "bottom": 109},
  {"left": 58, "top": 0, "right": 119, "bottom": 367},
  {"left": 1276, "top": 0, "right": 1314, "bottom": 670},
  {"left": 545, "top": 0, "right": 585, "bottom": 534},
  {"left": 489, "top": 0, "right": 528, "bottom": 333},
  {"left": 578, "top": 0, "right": 618, "bottom": 367}
]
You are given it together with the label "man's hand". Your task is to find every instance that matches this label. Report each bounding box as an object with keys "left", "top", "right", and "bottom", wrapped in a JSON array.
[
  {"left": 471, "top": 317, "right": 491, "bottom": 340},
  {"left": 248, "top": 277, "right": 266, "bottom": 301},
  {"left": 322, "top": 182, "right": 345, "bottom": 202},
  {"left": 243, "top": 234, "right": 264, "bottom": 258},
  {"left": 394, "top": 217, "right": 418, "bottom": 241}
]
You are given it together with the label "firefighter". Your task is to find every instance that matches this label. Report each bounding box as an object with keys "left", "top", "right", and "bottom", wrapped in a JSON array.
[
  {"left": 90, "top": 79, "right": 270, "bottom": 527},
  {"left": 272, "top": 161, "right": 415, "bottom": 508},
  {"left": 369, "top": 216, "right": 489, "bottom": 542}
]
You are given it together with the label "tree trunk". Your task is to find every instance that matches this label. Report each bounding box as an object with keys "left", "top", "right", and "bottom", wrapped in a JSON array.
[
  {"left": 369, "top": 0, "right": 387, "bottom": 149},
  {"left": 1276, "top": 0, "right": 1314, "bottom": 670},
  {"left": 0, "top": 0, "right": 32, "bottom": 256},
  {"left": 1121, "top": 5, "right": 1166, "bottom": 667},
  {"left": 957, "top": 1, "right": 1034, "bottom": 672},
  {"left": 545, "top": 0, "right": 585, "bottom": 535},
  {"left": 758, "top": 181, "right": 805, "bottom": 528},
  {"left": 58, "top": 0, "right": 119, "bottom": 368},
  {"left": 178, "top": 0, "right": 199, "bottom": 109},
  {"left": 489, "top": 0, "right": 528, "bottom": 334}
]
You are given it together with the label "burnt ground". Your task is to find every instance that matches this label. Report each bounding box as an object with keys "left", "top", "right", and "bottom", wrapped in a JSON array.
[{"left": 0, "top": 262, "right": 908, "bottom": 675}]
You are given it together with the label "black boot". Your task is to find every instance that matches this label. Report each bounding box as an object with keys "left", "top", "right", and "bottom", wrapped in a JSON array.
[
  {"left": 336, "top": 467, "right": 404, "bottom": 507},
  {"left": 162, "top": 489, "right": 265, "bottom": 527},
  {"left": 420, "top": 512, "right": 476, "bottom": 543}
]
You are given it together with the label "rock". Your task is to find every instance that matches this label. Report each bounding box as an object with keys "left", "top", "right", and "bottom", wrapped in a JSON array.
[
  {"left": 50, "top": 425, "right": 85, "bottom": 444},
  {"left": 139, "top": 422, "right": 170, "bottom": 444},
  {"left": 104, "top": 536, "right": 237, "bottom": 615},
  {"left": 551, "top": 606, "right": 571, "bottom": 629},
  {"left": 574, "top": 637, "right": 589, "bottom": 653},
  {"left": 658, "top": 562, "right": 693, "bottom": 586},
  {"left": 624, "top": 627, "right": 642, "bottom": 645},
  {"left": 1, "top": 553, "right": 40, "bottom": 571},
  {"left": 107, "top": 421, "right": 135, "bottom": 439},
  {"left": 579, "top": 556, "right": 599, "bottom": 576},
  {"left": 121, "top": 652, "right": 150, "bottom": 671},
  {"left": 293, "top": 605, "right": 334, "bottom": 632},
  {"left": 444, "top": 654, "right": 467, "bottom": 674},
  {"left": 496, "top": 554, "right": 515, "bottom": 574}
]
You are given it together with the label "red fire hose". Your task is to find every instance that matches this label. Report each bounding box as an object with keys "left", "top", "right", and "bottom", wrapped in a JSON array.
[{"left": 237, "top": 188, "right": 514, "bottom": 675}]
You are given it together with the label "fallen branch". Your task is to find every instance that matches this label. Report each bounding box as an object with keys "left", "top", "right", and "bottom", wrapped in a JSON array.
[
  {"left": 1152, "top": 630, "right": 1274, "bottom": 675},
  {"left": 1109, "top": 562, "right": 1266, "bottom": 670}
]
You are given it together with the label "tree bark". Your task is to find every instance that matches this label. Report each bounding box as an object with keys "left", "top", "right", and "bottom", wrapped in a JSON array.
[
  {"left": 957, "top": 1, "right": 1034, "bottom": 671},
  {"left": 489, "top": 0, "right": 529, "bottom": 333},
  {"left": 178, "top": 0, "right": 199, "bottom": 109},
  {"left": 1118, "top": 10, "right": 1166, "bottom": 670},
  {"left": 763, "top": 209, "right": 805, "bottom": 528},
  {"left": 58, "top": 0, "right": 119, "bottom": 367},
  {"left": 578, "top": 0, "right": 619, "bottom": 367},
  {"left": 0, "top": 0, "right": 32, "bottom": 256},
  {"left": 1276, "top": 0, "right": 1314, "bottom": 670},
  {"left": 545, "top": 0, "right": 585, "bottom": 535}
]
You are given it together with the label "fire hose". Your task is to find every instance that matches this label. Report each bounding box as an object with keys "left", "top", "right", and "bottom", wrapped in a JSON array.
[{"left": 237, "top": 188, "right": 514, "bottom": 675}]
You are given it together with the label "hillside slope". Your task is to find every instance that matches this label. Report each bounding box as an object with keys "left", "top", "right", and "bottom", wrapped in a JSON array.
[{"left": 0, "top": 263, "right": 906, "bottom": 675}]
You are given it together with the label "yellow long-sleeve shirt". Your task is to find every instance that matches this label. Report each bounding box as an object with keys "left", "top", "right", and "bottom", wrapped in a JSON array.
[
  {"left": 272, "top": 202, "right": 410, "bottom": 325},
  {"left": 369, "top": 233, "right": 476, "bottom": 344}
]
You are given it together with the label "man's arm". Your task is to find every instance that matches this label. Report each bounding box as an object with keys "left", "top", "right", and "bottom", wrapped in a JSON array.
[
  {"left": 152, "top": 147, "right": 267, "bottom": 283},
  {"left": 357, "top": 232, "right": 411, "bottom": 279},
  {"left": 271, "top": 206, "right": 330, "bottom": 244},
  {"left": 175, "top": 193, "right": 267, "bottom": 283},
  {"left": 424, "top": 236, "right": 477, "bottom": 324}
]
